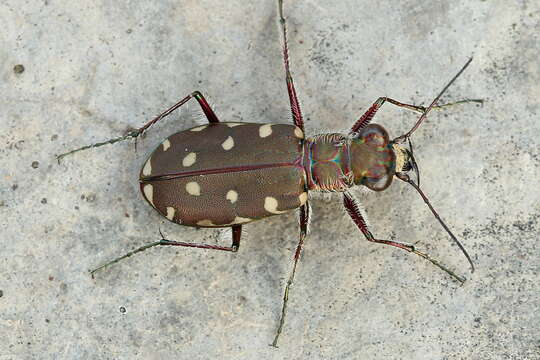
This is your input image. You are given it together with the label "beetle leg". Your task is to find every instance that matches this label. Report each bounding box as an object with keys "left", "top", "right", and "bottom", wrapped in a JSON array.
[
  {"left": 137, "top": 91, "right": 219, "bottom": 135},
  {"left": 154, "top": 225, "right": 241, "bottom": 252},
  {"left": 57, "top": 91, "right": 218, "bottom": 161},
  {"left": 350, "top": 96, "right": 483, "bottom": 132},
  {"left": 89, "top": 225, "right": 241, "bottom": 278},
  {"left": 278, "top": 0, "right": 305, "bottom": 131},
  {"left": 342, "top": 191, "right": 466, "bottom": 283},
  {"left": 272, "top": 201, "right": 310, "bottom": 347}
]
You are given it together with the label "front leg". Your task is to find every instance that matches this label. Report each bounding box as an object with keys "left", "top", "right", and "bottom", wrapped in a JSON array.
[
  {"left": 342, "top": 191, "right": 465, "bottom": 283},
  {"left": 350, "top": 96, "right": 483, "bottom": 132}
]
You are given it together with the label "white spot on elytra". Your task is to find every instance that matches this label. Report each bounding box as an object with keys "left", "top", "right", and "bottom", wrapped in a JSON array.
[
  {"left": 264, "top": 196, "right": 287, "bottom": 214},
  {"left": 166, "top": 207, "right": 175, "bottom": 220},
  {"left": 259, "top": 124, "right": 273, "bottom": 138},
  {"left": 197, "top": 219, "right": 215, "bottom": 227},
  {"left": 190, "top": 125, "right": 207, "bottom": 132},
  {"left": 182, "top": 152, "right": 197, "bottom": 167},
  {"left": 222, "top": 216, "right": 253, "bottom": 226},
  {"left": 142, "top": 158, "right": 152, "bottom": 176},
  {"left": 185, "top": 181, "right": 201, "bottom": 196},
  {"left": 232, "top": 216, "right": 252, "bottom": 224},
  {"left": 162, "top": 139, "right": 171, "bottom": 151},
  {"left": 294, "top": 126, "right": 304, "bottom": 139},
  {"left": 143, "top": 184, "right": 154, "bottom": 206},
  {"left": 226, "top": 190, "right": 238, "bottom": 203},
  {"left": 299, "top": 192, "right": 308, "bottom": 206},
  {"left": 226, "top": 123, "right": 244, "bottom": 127},
  {"left": 221, "top": 136, "right": 234, "bottom": 150}
]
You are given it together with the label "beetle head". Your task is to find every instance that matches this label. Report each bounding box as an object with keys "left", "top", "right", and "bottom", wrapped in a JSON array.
[{"left": 349, "top": 124, "right": 396, "bottom": 191}]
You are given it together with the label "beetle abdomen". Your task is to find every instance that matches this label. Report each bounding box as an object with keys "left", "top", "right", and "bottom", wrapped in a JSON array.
[{"left": 139, "top": 123, "right": 307, "bottom": 227}]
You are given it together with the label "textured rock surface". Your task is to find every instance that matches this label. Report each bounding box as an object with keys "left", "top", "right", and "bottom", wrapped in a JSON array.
[{"left": 1, "top": 1, "right": 538, "bottom": 359}]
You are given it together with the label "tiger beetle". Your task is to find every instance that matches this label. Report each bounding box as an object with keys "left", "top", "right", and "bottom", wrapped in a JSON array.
[{"left": 58, "top": 0, "right": 481, "bottom": 347}]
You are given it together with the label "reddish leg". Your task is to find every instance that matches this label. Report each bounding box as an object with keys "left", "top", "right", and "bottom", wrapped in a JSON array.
[
  {"left": 90, "top": 225, "right": 241, "bottom": 277},
  {"left": 137, "top": 91, "right": 219, "bottom": 135},
  {"left": 272, "top": 200, "right": 310, "bottom": 347},
  {"left": 57, "top": 91, "right": 219, "bottom": 161},
  {"left": 342, "top": 191, "right": 465, "bottom": 283},
  {"left": 278, "top": 0, "right": 305, "bottom": 131},
  {"left": 350, "top": 96, "right": 483, "bottom": 133}
]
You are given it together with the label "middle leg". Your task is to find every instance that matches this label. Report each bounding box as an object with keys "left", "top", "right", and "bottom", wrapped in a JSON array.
[
  {"left": 277, "top": 0, "right": 305, "bottom": 131},
  {"left": 272, "top": 200, "right": 310, "bottom": 347}
]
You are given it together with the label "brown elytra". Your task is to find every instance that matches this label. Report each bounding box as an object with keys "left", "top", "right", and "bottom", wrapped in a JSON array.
[{"left": 139, "top": 122, "right": 306, "bottom": 227}]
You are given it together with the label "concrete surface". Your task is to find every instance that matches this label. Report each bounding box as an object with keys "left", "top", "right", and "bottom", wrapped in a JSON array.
[{"left": 1, "top": 0, "right": 538, "bottom": 359}]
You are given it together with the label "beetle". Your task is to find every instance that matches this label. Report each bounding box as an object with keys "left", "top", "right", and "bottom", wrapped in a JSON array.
[{"left": 58, "top": 0, "right": 480, "bottom": 346}]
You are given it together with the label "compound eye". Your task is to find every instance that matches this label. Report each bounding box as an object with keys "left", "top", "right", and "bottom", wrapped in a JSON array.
[{"left": 364, "top": 173, "right": 393, "bottom": 191}]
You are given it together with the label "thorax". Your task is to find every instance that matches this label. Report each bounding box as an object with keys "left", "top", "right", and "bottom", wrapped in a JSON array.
[{"left": 303, "top": 133, "right": 354, "bottom": 192}]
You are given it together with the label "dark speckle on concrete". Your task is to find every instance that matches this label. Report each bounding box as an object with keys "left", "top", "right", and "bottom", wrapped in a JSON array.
[
  {"left": 13, "top": 64, "right": 25, "bottom": 74},
  {"left": 82, "top": 193, "right": 96, "bottom": 202}
]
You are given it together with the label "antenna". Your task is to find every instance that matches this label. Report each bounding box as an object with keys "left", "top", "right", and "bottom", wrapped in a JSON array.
[
  {"left": 396, "top": 172, "right": 475, "bottom": 272},
  {"left": 394, "top": 57, "right": 474, "bottom": 143},
  {"left": 393, "top": 58, "right": 476, "bottom": 273}
]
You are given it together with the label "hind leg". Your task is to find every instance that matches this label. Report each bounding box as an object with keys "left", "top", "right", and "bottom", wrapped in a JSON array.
[
  {"left": 90, "top": 225, "right": 242, "bottom": 278},
  {"left": 57, "top": 91, "right": 218, "bottom": 161}
]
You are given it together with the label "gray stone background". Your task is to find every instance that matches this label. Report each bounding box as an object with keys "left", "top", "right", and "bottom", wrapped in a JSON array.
[{"left": 1, "top": 0, "right": 538, "bottom": 359}]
